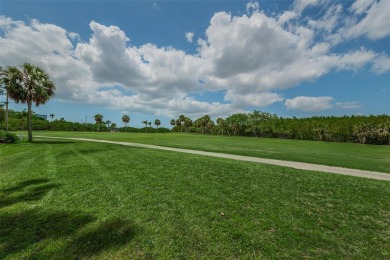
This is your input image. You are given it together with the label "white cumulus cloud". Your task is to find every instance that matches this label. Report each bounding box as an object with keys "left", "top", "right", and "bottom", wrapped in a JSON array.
[
  {"left": 285, "top": 96, "right": 334, "bottom": 111},
  {"left": 185, "top": 31, "right": 194, "bottom": 43}
]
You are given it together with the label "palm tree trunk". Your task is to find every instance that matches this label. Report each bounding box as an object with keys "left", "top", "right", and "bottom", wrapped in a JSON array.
[
  {"left": 5, "top": 92, "right": 8, "bottom": 131},
  {"left": 27, "top": 100, "right": 33, "bottom": 142}
]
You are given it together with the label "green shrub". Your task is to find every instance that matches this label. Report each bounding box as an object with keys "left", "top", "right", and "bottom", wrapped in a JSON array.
[{"left": 0, "top": 131, "right": 20, "bottom": 144}]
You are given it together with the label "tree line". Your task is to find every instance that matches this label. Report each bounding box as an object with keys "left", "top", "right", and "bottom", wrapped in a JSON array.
[
  {"left": 0, "top": 109, "right": 170, "bottom": 133},
  {"left": 170, "top": 111, "right": 390, "bottom": 145}
]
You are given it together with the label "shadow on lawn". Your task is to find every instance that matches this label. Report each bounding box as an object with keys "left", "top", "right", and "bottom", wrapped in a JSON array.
[
  {"left": 0, "top": 179, "right": 137, "bottom": 259},
  {"left": 0, "top": 178, "right": 60, "bottom": 208}
]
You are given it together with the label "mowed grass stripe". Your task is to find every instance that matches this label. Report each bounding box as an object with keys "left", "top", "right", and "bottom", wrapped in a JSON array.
[
  {"left": 34, "top": 131, "right": 390, "bottom": 173},
  {"left": 35, "top": 136, "right": 390, "bottom": 181},
  {"left": 1, "top": 140, "right": 389, "bottom": 259}
]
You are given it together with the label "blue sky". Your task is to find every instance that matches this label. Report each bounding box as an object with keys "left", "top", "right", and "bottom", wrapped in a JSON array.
[{"left": 1, "top": 0, "right": 389, "bottom": 127}]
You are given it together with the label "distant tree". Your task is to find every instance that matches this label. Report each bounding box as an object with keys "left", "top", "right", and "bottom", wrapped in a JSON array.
[
  {"left": 376, "top": 121, "right": 390, "bottom": 145},
  {"left": 20, "top": 109, "right": 27, "bottom": 131},
  {"left": 94, "top": 114, "right": 103, "bottom": 131},
  {"left": 105, "top": 120, "right": 112, "bottom": 128},
  {"left": 50, "top": 113, "right": 55, "bottom": 120},
  {"left": 175, "top": 119, "right": 181, "bottom": 131},
  {"left": 184, "top": 117, "right": 192, "bottom": 132},
  {"left": 154, "top": 119, "right": 161, "bottom": 132},
  {"left": 142, "top": 120, "right": 148, "bottom": 133},
  {"left": 226, "top": 113, "right": 249, "bottom": 136},
  {"left": 179, "top": 114, "right": 186, "bottom": 132},
  {"left": 5, "top": 63, "right": 55, "bottom": 141},
  {"left": 216, "top": 118, "right": 227, "bottom": 135},
  {"left": 194, "top": 115, "right": 211, "bottom": 134},
  {"left": 353, "top": 122, "right": 373, "bottom": 144},
  {"left": 122, "top": 115, "right": 130, "bottom": 132},
  {"left": 148, "top": 121, "right": 152, "bottom": 133},
  {"left": 111, "top": 123, "right": 117, "bottom": 131},
  {"left": 170, "top": 119, "right": 176, "bottom": 129}
]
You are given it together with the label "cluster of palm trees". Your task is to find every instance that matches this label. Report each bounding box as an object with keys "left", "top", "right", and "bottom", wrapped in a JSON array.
[
  {"left": 170, "top": 115, "right": 193, "bottom": 133},
  {"left": 353, "top": 122, "right": 390, "bottom": 145},
  {"left": 93, "top": 114, "right": 118, "bottom": 132},
  {"left": 142, "top": 119, "right": 161, "bottom": 133},
  {"left": 92, "top": 113, "right": 161, "bottom": 133},
  {"left": 0, "top": 63, "right": 56, "bottom": 141}
]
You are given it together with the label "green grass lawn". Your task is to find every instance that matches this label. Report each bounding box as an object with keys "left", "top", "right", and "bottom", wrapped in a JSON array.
[
  {"left": 1, "top": 140, "right": 389, "bottom": 259},
  {"left": 34, "top": 131, "right": 390, "bottom": 173}
]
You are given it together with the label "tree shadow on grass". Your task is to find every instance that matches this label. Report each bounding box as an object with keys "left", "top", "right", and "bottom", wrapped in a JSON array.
[
  {"left": 66, "top": 218, "right": 137, "bottom": 259},
  {"left": 0, "top": 178, "right": 60, "bottom": 208},
  {"left": 0, "top": 209, "right": 94, "bottom": 258},
  {"left": 0, "top": 180, "right": 138, "bottom": 259},
  {"left": 2, "top": 178, "right": 50, "bottom": 194}
]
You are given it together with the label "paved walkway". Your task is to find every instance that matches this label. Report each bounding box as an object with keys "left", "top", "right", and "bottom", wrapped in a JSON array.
[{"left": 36, "top": 136, "right": 390, "bottom": 181}]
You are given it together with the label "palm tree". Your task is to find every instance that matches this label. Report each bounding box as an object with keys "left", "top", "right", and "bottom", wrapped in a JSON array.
[
  {"left": 376, "top": 121, "right": 390, "bottom": 145},
  {"left": 175, "top": 119, "right": 181, "bottom": 130},
  {"left": 0, "top": 66, "right": 10, "bottom": 131},
  {"left": 353, "top": 122, "right": 372, "bottom": 144},
  {"left": 142, "top": 120, "right": 148, "bottom": 133},
  {"left": 148, "top": 121, "right": 152, "bottom": 133},
  {"left": 154, "top": 119, "right": 161, "bottom": 132},
  {"left": 184, "top": 117, "right": 192, "bottom": 132},
  {"left": 5, "top": 63, "right": 55, "bottom": 141},
  {"left": 179, "top": 114, "right": 186, "bottom": 132},
  {"left": 216, "top": 118, "right": 226, "bottom": 135},
  {"left": 122, "top": 115, "right": 130, "bottom": 132},
  {"left": 170, "top": 119, "right": 176, "bottom": 131},
  {"left": 94, "top": 114, "right": 103, "bottom": 132},
  {"left": 50, "top": 113, "right": 55, "bottom": 121},
  {"left": 111, "top": 123, "right": 117, "bottom": 132},
  {"left": 105, "top": 120, "right": 112, "bottom": 128},
  {"left": 206, "top": 121, "right": 215, "bottom": 134}
]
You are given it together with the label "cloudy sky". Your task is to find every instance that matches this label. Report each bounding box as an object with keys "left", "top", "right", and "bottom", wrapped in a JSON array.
[{"left": 1, "top": 0, "right": 389, "bottom": 127}]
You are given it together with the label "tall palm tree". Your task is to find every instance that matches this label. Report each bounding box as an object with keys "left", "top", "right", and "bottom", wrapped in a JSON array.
[
  {"left": 170, "top": 119, "right": 176, "bottom": 130},
  {"left": 0, "top": 66, "right": 10, "bottom": 131},
  {"left": 148, "top": 121, "right": 152, "bottom": 133},
  {"left": 122, "top": 115, "right": 130, "bottom": 132},
  {"left": 94, "top": 114, "right": 103, "bottom": 132},
  {"left": 50, "top": 113, "right": 55, "bottom": 121},
  {"left": 216, "top": 118, "right": 227, "bottom": 135},
  {"left": 5, "top": 63, "right": 55, "bottom": 141},
  {"left": 179, "top": 114, "right": 186, "bottom": 132},
  {"left": 175, "top": 119, "right": 181, "bottom": 130},
  {"left": 142, "top": 120, "right": 148, "bottom": 132},
  {"left": 154, "top": 119, "right": 161, "bottom": 132},
  {"left": 184, "top": 117, "right": 192, "bottom": 133}
]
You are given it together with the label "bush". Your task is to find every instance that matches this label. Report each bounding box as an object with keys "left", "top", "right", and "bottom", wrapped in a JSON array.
[{"left": 0, "top": 131, "right": 20, "bottom": 144}]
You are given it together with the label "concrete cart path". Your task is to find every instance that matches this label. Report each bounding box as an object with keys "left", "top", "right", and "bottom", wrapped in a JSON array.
[{"left": 35, "top": 136, "right": 390, "bottom": 181}]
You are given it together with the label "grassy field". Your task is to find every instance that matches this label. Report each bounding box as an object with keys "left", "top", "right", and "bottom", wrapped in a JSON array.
[
  {"left": 1, "top": 139, "right": 389, "bottom": 259},
  {"left": 34, "top": 131, "right": 390, "bottom": 173}
]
